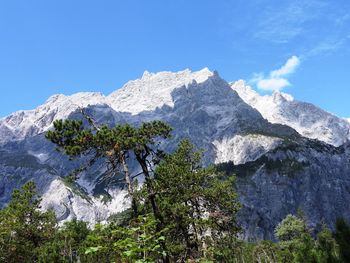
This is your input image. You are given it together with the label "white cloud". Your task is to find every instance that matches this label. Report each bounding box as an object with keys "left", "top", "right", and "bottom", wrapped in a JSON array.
[
  {"left": 251, "top": 56, "right": 300, "bottom": 92},
  {"left": 271, "top": 56, "right": 300, "bottom": 78}
]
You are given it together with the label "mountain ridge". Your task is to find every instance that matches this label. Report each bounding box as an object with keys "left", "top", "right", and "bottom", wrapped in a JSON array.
[
  {"left": 2, "top": 68, "right": 348, "bottom": 147},
  {"left": 0, "top": 68, "right": 349, "bottom": 240},
  {"left": 231, "top": 80, "right": 350, "bottom": 146}
]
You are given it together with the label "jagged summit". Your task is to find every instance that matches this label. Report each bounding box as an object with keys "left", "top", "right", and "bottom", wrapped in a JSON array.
[
  {"left": 0, "top": 68, "right": 218, "bottom": 144},
  {"left": 138, "top": 67, "right": 214, "bottom": 81},
  {"left": 108, "top": 68, "right": 216, "bottom": 114},
  {"left": 231, "top": 80, "right": 350, "bottom": 146}
]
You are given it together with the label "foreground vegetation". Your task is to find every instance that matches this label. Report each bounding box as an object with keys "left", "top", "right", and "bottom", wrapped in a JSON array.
[
  {"left": 1, "top": 118, "right": 349, "bottom": 262},
  {"left": 1, "top": 180, "right": 350, "bottom": 262}
]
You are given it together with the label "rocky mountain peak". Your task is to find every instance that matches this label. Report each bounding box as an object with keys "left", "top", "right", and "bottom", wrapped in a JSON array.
[
  {"left": 272, "top": 91, "right": 294, "bottom": 104},
  {"left": 231, "top": 81, "right": 350, "bottom": 146},
  {"left": 107, "top": 68, "right": 216, "bottom": 114},
  {"left": 0, "top": 92, "right": 107, "bottom": 145}
]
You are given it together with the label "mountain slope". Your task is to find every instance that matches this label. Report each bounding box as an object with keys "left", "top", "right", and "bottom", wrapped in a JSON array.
[
  {"left": 0, "top": 69, "right": 297, "bottom": 226},
  {"left": 231, "top": 80, "right": 350, "bottom": 147},
  {"left": 0, "top": 68, "right": 349, "bottom": 240},
  {"left": 219, "top": 139, "right": 350, "bottom": 240}
]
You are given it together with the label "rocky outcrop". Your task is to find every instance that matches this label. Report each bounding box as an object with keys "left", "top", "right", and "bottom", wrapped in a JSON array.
[{"left": 219, "top": 139, "right": 350, "bottom": 241}]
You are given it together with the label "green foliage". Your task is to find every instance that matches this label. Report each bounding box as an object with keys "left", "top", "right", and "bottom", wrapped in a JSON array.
[
  {"left": 80, "top": 223, "right": 122, "bottom": 262},
  {"left": 0, "top": 182, "right": 57, "bottom": 263},
  {"left": 275, "top": 214, "right": 318, "bottom": 262},
  {"left": 38, "top": 219, "right": 90, "bottom": 263},
  {"left": 46, "top": 118, "right": 173, "bottom": 218},
  {"left": 46, "top": 119, "right": 92, "bottom": 156},
  {"left": 253, "top": 240, "right": 279, "bottom": 263},
  {"left": 0, "top": 118, "right": 345, "bottom": 262},
  {"left": 334, "top": 218, "right": 350, "bottom": 262},
  {"left": 275, "top": 214, "right": 307, "bottom": 242},
  {"left": 108, "top": 208, "right": 134, "bottom": 226},
  {"left": 316, "top": 225, "right": 340, "bottom": 263},
  {"left": 217, "top": 156, "right": 308, "bottom": 179},
  {"left": 1, "top": 179, "right": 350, "bottom": 262},
  {"left": 113, "top": 214, "right": 168, "bottom": 262},
  {"left": 46, "top": 119, "right": 172, "bottom": 160},
  {"left": 147, "top": 139, "right": 241, "bottom": 261},
  {"left": 79, "top": 215, "right": 168, "bottom": 262}
]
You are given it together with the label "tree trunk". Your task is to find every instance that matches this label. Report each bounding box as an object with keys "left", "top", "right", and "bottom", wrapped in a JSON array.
[
  {"left": 135, "top": 154, "right": 162, "bottom": 224},
  {"left": 119, "top": 152, "right": 138, "bottom": 216},
  {"left": 135, "top": 153, "right": 169, "bottom": 263}
]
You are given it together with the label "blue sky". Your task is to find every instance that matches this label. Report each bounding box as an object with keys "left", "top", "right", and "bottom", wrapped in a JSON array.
[{"left": 0, "top": 0, "right": 349, "bottom": 118}]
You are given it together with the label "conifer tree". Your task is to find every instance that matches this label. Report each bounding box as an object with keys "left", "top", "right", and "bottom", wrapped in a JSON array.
[
  {"left": 46, "top": 117, "right": 172, "bottom": 262},
  {"left": 334, "top": 218, "right": 350, "bottom": 262},
  {"left": 147, "top": 139, "right": 241, "bottom": 261},
  {"left": 0, "top": 182, "right": 56, "bottom": 263},
  {"left": 275, "top": 214, "right": 317, "bottom": 262},
  {"left": 315, "top": 225, "right": 340, "bottom": 263},
  {"left": 46, "top": 117, "right": 171, "bottom": 217}
]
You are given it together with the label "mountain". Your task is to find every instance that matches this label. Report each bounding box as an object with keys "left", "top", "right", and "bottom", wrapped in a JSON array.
[
  {"left": 219, "top": 139, "right": 350, "bottom": 240},
  {"left": 231, "top": 80, "right": 350, "bottom": 147},
  {"left": 0, "top": 68, "right": 349, "bottom": 240},
  {"left": 0, "top": 68, "right": 220, "bottom": 144}
]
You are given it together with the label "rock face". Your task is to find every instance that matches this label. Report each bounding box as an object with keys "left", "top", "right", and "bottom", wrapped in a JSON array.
[
  {"left": 231, "top": 80, "right": 350, "bottom": 147},
  {"left": 219, "top": 139, "right": 350, "bottom": 241},
  {"left": 0, "top": 68, "right": 349, "bottom": 239}
]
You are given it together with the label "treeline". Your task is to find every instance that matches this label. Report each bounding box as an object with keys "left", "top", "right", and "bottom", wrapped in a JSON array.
[
  {"left": 0, "top": 119, "right": 349, "bottom": 262},
  {"left": 1, "top": 181, "right": 350, "bottom": 262}
]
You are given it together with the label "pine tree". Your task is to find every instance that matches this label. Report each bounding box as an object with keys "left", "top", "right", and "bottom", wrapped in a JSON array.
[
  {"left": 0, "top": 182, "right": 56, "bottom": 263},
  {"left": 334, "top": 218, "right": 350, "bottom": 263},
  {"left": 38, "top": 219, "right": 90, "bottom": 262},
  {"left": 46, "top": 118, "right": 172, "bottom": 262},
  {"left": 315, "top": 224, "right": 340, "bottom": 263},
  {"left": 147, "top": 139, "right": 241, "bottom": 261},
  {"left": 275, "top": 214, "right": 317, "bottom": 263},
  {"left": 46, "top": 119, "right": 171, "bottom": 217}
]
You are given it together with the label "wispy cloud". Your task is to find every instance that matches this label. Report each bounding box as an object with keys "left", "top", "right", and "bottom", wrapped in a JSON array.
[
  {"left": 305, "top": 34, "right": 350, "bottom": 58},
  {"left": 250, "top": 56, "right": 300, "bottom": 91},
  {"left": 248, "top": 0, "right": 349, "bottom": 50},
  {"left": 254, "top": 0, "right": 328, "bottom": 43},
  {"left": 222, "top": 0, "right": 350, "bottom": 58}
]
